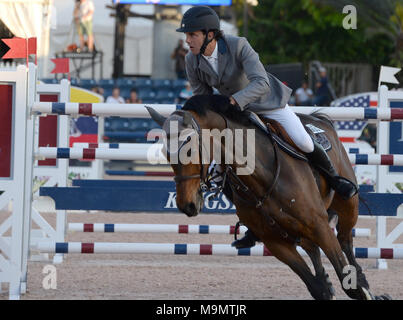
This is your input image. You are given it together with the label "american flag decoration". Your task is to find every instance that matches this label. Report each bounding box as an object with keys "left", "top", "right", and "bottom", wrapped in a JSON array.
[{"left": 331, "top": 92, "right": 378, "bottom": 143}]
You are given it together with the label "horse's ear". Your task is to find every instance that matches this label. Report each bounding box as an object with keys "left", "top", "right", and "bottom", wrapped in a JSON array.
[{"left": 145, "top": 106, "right": 166, "bottom": 127}]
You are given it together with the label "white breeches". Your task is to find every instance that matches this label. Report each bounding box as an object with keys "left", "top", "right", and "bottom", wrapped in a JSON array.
[{"left": 257, "top": 105, "right": 314, "bottom": 153}]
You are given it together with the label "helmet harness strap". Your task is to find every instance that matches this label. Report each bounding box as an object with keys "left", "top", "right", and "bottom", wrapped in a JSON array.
[{"left": 200, "top": 30, "right": 217, "bottom": 55}]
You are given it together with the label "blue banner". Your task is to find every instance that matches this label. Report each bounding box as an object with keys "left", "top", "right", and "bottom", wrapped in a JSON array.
[{"left": 38, "top": 180, "right": 403, "bottom": 216}]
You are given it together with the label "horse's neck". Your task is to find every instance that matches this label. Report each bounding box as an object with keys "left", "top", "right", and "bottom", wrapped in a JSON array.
[
  {"left": 219, "top": 118, "right": 275, "bottom": 188},
  {"left": 199, "top": 112, "right": 276, "bottom": 188}
]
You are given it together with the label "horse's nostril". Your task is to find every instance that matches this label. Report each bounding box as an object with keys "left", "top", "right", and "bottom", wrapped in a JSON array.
[
  {"left": 187, "top": 202, "right": 196, "bottom": 212},
  {"left": 184, "top": 202, "right": 197, "bottom": 216}
]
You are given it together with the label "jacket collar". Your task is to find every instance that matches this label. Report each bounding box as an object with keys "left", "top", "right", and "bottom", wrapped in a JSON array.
[
  {"left": 197, "top": 37, "right": 229, "bottom": 82},
  {"left": 217, "top": 37, "right": 227, "bottom": 54},
  {"left": 217, "top": 37, "right": 229, "bottom": 82}
]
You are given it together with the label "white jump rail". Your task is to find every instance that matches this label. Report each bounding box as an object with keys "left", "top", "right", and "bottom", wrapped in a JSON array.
[
  {"left": 31, "top": 102, "right": 178, "bottom": 117},
  {"left": 74, "top": 142, "right": 376, "bottom": 156},
  {"left": 72, "top": 142, "right": 163, "bottom": 149},
  {"left": 348, "top": 154, "right": 403, "bottom": 166},
  {"left": 67, "top": 223, "right": 371, "bottom": 237},
  {"left": 32, "top": 242, "right": 403, "bottom": 259},
  {"left": 31, "top": 102, "right": 403, "bottom": 121},
  {"left": 36, "top": 146, "right": 166, "bottom": 162},
  {"left": 35, "top": 147, "right": 403, "bottom": 166}
]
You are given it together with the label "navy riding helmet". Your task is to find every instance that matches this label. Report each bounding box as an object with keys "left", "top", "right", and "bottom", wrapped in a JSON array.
[{"left": 176, "top": 6, "right": 220, "bottom": 33}]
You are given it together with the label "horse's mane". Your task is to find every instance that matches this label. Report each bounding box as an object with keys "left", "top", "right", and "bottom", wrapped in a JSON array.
[{"left": 182, "top": 95, "right": 251, "bottom": 127}]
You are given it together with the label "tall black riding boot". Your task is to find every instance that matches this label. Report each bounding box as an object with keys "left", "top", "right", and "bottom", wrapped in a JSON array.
[
  {"left": 306, "top": 140, "right": 358, "bottom": 200},
  {"left": 231, "top": 229, "right": 260, "bottom": 249}
]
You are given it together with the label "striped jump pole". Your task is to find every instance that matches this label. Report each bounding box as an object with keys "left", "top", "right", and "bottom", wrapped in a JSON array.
[
  {"left": 31, "top": 102, "right": 179, "bottom": 118},
  {"left": 74, "top": 144, "right": 377, "bottom": 156},
  {"left": 68, "top": 223, "right": 370, "bottom": 237},
  {"left": 31, "top": 102, "right": 403, "bottom": 121},
  {"left": 292, "top": 107, "right": 403, "bottom": 121},
  {"left": 347, "top": 148, "right": 375, "bottom": 154},
  {"left": 72, "top": 143, "right": 163, "bottom": 149},
  {"left": 105, "top": 170, "right": 174, "bottom": 177},
  {"left": 69, "top": 223, "right": 247, "bottom": 234},
  {"left": 349, "top": 154, "right": 403, "bottom": 166},
  {"left": 36, "top": 147, "right": 402, "bottom": 166},
  {"left": 35, "top": 146, "right": 166, "bottom": 162},
  {"left": 33, "top": 242, "right": 402, "bottom": 259},
  {"left": 74, "top": 143, "right": 378, "bottom": 160}
]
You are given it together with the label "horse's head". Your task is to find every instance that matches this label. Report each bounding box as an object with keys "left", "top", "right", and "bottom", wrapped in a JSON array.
[{"left": 146, "top": 106, "right": 212, "bottom": 217}]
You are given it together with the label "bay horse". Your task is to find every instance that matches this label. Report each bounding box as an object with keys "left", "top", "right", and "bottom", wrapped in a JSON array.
[{"left": 147, "top": 94, "right": 390, "bottom": 300}]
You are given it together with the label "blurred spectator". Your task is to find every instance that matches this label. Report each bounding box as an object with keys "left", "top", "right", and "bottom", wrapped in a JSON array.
[
  {"left": 126, "top": 88, "right": 142, "bottom": 104},
  {"left": 97, "top": 87, "right": 104, "bottom": 97},
  {"left": 360, "top": 124, "right": 377, "bottom": 150},
  {"left": 295, "top": 81, "right": 313, "bottom": 106},
  {"left": 171, "top": 39, "right": 188, "bottom": 79},
  {"left": 178, "top": 81, "right": 193, "bottom": 103},
  {"left": 91, "top": 86, "right": 104, "bottom": 97},
  {"left": 287, "top": 95, "right": 296, "bottom": 106},
  {"left": 313, "top": 67, "right": 331, "bottom": 106},
  {"left": 74, "top": 0, "right": 95, "bottom": 52},
  {"left": 106, "top": 87, "right": 125, "bottom": 103}
]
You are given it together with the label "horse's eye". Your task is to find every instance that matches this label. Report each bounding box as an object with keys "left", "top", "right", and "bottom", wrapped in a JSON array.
[{"left": 187, "top": 149, "right": 191, "bottom": 157}]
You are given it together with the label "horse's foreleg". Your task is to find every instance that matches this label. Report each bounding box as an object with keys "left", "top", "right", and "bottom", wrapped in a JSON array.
[
  {"left": 328, "top": 193, "right": 378, "bottom": 297},
  {"left": 312, "top": 220, "right": 373, "bottom": 300},
  {"left": 299, "top": 238, "right": 335, "bottom": 297},
  {"left": 336, "top": 229, "right": 369, "bottom": 288},
  {"left": 264, "top": 237, "right": 335, "bottom": 300},
  {"left": 329, "top": 198, "right": 370, "bottom": 291}
]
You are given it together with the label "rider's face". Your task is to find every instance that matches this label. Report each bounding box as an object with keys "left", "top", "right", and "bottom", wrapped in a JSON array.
[{"left": 185, "top": 31, "right": 205, "bottom": 55}]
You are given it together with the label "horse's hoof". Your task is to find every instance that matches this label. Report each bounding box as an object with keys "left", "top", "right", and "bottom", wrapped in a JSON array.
[
  {"left": 374, "top": 294, "right": 392, "bottom": 300},
  {"left": 317, "top": 270, "right": 335, "bottom": 299},
  {"left": 361, "top": 287, "right": 373, "bottom": 300},
  {"left": 324, "top": 274, "right": 336, "bottom": 296}
]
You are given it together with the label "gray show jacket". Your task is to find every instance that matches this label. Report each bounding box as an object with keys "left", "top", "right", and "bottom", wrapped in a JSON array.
[{"left": 185, "top": 34, "right": 292, "bottom": 112}]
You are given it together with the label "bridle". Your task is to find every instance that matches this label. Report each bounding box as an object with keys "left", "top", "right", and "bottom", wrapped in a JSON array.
[{"left": 167, "top": 110, "right": 213, "bottom": 192}]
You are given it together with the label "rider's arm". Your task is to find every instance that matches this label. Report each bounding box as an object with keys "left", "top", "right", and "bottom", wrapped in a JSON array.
[
  {"left": 231, "top": 37, "right": 270, "bottom": 110},
  {"left": 185, "top": 54, "right": 213, "bottom": 96}
]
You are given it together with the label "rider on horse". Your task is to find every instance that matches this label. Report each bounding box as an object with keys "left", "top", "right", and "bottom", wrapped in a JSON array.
[{"left": 176, "top": 6, "right": 358, "bottom": 249}]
